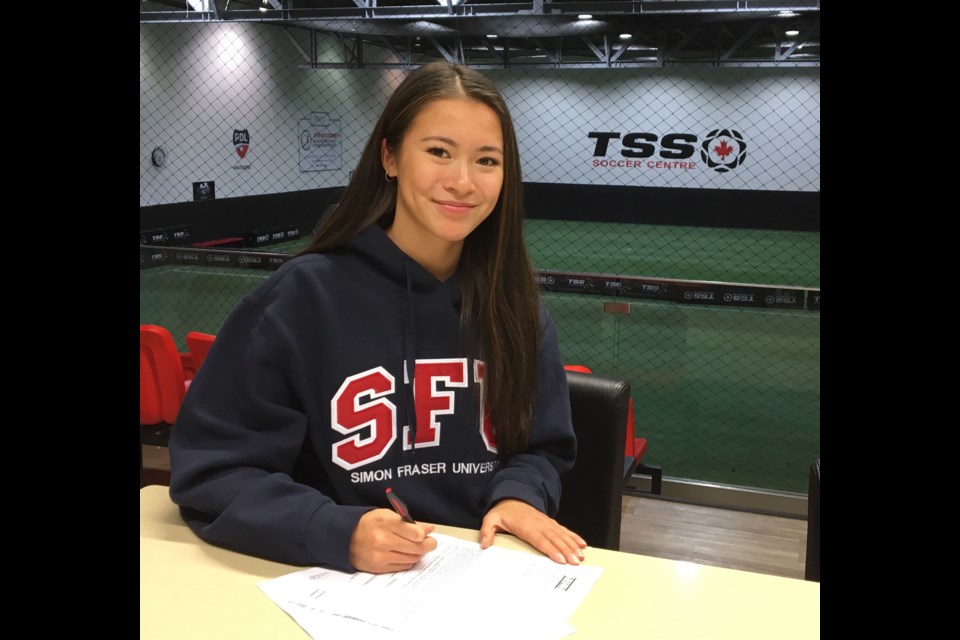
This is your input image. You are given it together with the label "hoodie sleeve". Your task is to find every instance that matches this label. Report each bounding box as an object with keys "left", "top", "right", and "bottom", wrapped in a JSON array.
[
  {"left": 168, "top": 287, "right": 373, "bottom": 572},
  {"left": 482, "top": 303, "right": 576, "bottom": 517}
]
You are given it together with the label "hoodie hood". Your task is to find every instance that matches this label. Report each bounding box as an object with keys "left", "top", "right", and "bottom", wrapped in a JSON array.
[{"left": 346, "top": 224, "right": 463, "bottom": 299}]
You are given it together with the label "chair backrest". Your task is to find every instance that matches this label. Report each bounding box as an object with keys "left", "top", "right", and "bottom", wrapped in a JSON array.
[
  {"left": 140, "top": 324, "right": 187, "bottom": 425},
  {"left": 185, "top": 331, "right": 216, "bottom": 373},
  {"left": 555, "top": 370, "right": 630, "bottom": 551},
  {"left": 564, "top": 364, "right": 641, "bottom": 460}
]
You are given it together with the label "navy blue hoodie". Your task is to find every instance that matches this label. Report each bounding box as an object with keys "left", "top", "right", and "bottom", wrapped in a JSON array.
[{"left": 168, "top": 224, "right": 576, "bottom": 571}]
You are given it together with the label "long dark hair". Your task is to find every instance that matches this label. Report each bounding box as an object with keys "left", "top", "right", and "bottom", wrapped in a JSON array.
[{"left": 300, "top": 61, "right": 540, "bottom": 460}]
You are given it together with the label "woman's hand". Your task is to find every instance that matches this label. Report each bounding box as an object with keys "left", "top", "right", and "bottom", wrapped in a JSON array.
[
  {"left": 479, "top": 499, "right": 588, "bottom": 565},
  {"left": 349, "top": 508, "right": 437, "bottom": 573}
]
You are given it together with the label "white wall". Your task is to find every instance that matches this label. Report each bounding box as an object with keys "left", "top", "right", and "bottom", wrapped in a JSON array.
[
  {"left": 140, "top": 22, "right": 820, "bottom": 206},
  {"left": 140, "top": 22, "right": 404, "bottom": 206},
  {"left": 490, "top": 67, "right": 819, "bottom": 192}
]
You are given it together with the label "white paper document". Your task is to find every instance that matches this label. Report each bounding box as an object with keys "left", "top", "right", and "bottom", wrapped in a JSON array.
[{"left": 259, "top": 533, "right": 603, "bottom": 639}]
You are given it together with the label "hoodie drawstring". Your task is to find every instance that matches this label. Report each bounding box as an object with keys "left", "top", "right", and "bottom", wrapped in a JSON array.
[{"left": 402, "top": 258, "right": 418, "bottom": 452}]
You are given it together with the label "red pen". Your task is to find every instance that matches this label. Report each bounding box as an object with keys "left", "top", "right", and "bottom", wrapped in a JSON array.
[{"left": 385, "top": 487, "right": 416, "bottom": 524}]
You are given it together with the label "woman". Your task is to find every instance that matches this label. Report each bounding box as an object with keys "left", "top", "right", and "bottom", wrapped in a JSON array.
[{"left": 169, "top": 61, "right": 585, "bottom": 574}]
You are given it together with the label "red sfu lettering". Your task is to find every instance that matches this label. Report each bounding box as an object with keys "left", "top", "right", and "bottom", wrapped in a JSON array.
[
  {"left": 331, "top": 367, "right": 398, "bottom": 470},
  {"left": 474, "top": 361, "right": 497, "bottom": 454},
  {"left": 331, "top": 359, "right": 497, "bottom": 471},
  {"left": 402, "top": 358, "right": 468, "bottom": 450}
]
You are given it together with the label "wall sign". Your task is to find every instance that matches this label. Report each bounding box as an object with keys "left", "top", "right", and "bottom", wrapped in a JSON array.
[
  {"left": 192, "top": 180, "right": 215, "bottom": 201},
  {"left": 298, "top": 112, "right": 342, "bottom": 172}
]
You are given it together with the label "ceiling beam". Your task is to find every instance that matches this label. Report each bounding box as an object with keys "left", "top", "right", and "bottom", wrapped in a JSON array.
[
  {"left": 531, "top": 38, "right": 559, "bottom": 65},
  {"left": 720, "top": 21, "right": 761, "bottom": 62},
  {"left": 283, "top": 26, "right": 311, "bottom": 63},
  {"left": 663, "top": 26, "right": 702, "bottom": 62},
  {"left": 140, "top": 1, "right": 819, "bottom": 68},
  {"left": 145, "top": 1, "right": 822, "bottom": 21},
  {"left": 429, "top": 37, "right": 462, "bottom": 64}
]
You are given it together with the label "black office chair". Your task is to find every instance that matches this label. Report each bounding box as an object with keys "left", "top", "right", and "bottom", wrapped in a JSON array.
[
  {"left": 805, "top": 458, "right": 820, "bottom": 582},
  {"left": 554, "top": 370, "right": 630, "bottom": 551}
]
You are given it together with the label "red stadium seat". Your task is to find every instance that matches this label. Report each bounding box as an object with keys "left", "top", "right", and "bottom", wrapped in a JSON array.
[
  {"left": 180, "top": 353, "right": 197, "bottom": 381},
  {"left": 186, "top": 331, "right": 216, "bottom": 373},
  {"left": 563, "top": 364, "right": 594, "bottom": 374},
  {"left": 563, "top": 364, "right": 662, "bottom": 495},
  {"left": 140, "top": 325, "right": 190, "bottom": 447}
]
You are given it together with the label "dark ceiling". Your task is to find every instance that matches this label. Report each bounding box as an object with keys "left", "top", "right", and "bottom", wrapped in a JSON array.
[{"left": 140, "top": 1, "right": 821, "bottom": 68}]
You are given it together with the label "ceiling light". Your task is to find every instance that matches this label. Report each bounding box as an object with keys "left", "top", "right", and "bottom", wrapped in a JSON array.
[
  {"left": 785, "top": 30, "right": 799, "bottom": 37},
  {"left": 434, "top": 0, "right": 463, "bottom": 5},
  {"left": 619, "top": 33, "right": 632, "bottom": 40},
  {"left": 778, "top": 11, "right": 798, "bottom": 18},
  {"left": 578, "top": 14, "right": 593, "bottom": 20},
  {"left": 410, "top": 20, "right": 454, "bottom": 34},
  {"left": 486, "top": 34, "right": 498, "bottom": 39}
]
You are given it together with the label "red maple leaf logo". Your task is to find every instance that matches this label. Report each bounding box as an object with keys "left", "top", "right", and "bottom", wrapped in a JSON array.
[
  {"left": 713, "top": 140, "right": 733, "bottom": 160},
  {"left": 713, "top": 139, "right": 734, "bottom": 159}
]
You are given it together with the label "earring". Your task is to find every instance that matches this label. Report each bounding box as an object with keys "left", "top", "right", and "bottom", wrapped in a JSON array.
[{"left": 384, "top": 171, "right": 395, "bottom": 183}]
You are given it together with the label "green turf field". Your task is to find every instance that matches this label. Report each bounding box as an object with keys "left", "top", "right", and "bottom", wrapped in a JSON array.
[
  {"left": 140, "top": 221, "right": 820, "bottom": 493},
  {"left": 525, "top": 219, "right": 820, "bottom": 288},
  {"left": 542, "top": 292, "right": 819, "bottom": 492}
]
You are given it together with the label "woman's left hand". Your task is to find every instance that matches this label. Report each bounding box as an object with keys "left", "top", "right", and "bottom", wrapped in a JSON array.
[{"left": 479, "top": 499, "right": 588, "bottom": 565}]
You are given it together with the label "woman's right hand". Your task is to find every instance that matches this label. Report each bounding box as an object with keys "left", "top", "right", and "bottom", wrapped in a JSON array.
[{"left": 349, "top": 508, "right": 438, "bottom": 573}]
